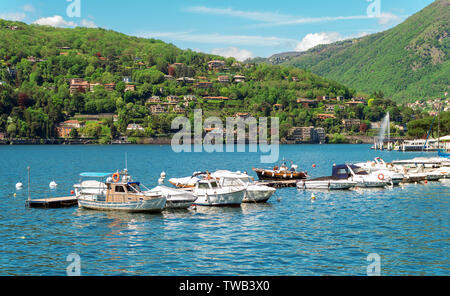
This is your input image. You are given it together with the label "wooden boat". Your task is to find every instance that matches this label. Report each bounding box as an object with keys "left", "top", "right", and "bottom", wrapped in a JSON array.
[
  {"left": 75, "top": 171, "right": 166, "bottom": 213},
  {"left": 253, "top": 160, "right": 307, "bottom": 181}
]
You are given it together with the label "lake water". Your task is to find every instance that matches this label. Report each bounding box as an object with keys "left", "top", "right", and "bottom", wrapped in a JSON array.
[{"left": 0, "top": 144, "right": 448, "bottom": 275}]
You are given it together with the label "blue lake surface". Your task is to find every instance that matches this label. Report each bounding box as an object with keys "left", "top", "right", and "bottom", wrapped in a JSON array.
[{"left": 0, "top": 144, "right": 448, "bottom": 275}]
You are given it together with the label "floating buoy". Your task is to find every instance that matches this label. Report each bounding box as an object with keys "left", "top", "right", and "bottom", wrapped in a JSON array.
[
  {"left": 424, "top": 180, "right": 428, "bottom": 184},
  {"left": 311, "top": 193, "right": 316, "bottom": 202},
  {"left": 49, "top": 181, "right": 58, "bottom": 188},
  {"left": 15, "top": 182, "right": 23, "bottom": 189},
  {"left": 312, "top": 164, "right": 316, "bottom": 168},
  {"left": 13, "top": 193, "right": 16, "bottom": 197},
  {"left": 70, "top": 190, "right": 74, "bottom": 195}
]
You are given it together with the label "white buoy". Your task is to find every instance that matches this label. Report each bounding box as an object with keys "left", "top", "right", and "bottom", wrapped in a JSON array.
[
  {"left": 15, "top": 182, "right": 23, "bottom": 189},
  {"left": 49, "top": 181, "right": 58, "bottom": 188}
]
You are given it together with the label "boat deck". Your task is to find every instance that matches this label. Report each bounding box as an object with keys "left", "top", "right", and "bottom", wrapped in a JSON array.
[{"left": 26, "top": 196, "right": 78, "bottom": 208}]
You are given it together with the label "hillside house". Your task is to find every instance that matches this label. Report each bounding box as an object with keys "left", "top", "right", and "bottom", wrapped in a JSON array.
[
  {"left": 127, "top": 123, "right": 145, "bottom": 132},
  {"left": 316, "top": 114, "right": 336, "bottom": 120},
  {"left": 208, "top": 60, "right": 226, "bottom": 71},
  {"left": 70, "top": 78, "right": 89, "bottom": 94},
  {"left": 233, "top": 75, "right": 246, "bottom": 83}
]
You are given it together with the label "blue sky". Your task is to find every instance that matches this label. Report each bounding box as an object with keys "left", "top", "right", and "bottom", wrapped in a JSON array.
[{"left": 0, "top": 0, "right": 435, "bottom": 60}]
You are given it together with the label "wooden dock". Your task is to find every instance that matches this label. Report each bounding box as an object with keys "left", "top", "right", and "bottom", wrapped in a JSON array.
[
  {"left": 26, "top": 196, "right": 78, "bottom": 208},
  {"left": 256, "top": 180, "right": 298, "bottom": 188}
]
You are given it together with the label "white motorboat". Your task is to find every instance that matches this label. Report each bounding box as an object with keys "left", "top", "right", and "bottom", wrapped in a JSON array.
[
  {"left": 75, "top": 171, "right": 166, "bottom": 213},
  {"left": 148, "top": 185, "right": 196, "bottom": 209},
  {"left": 296, "top": 165, "right": 357, "bottom": 190},
  {"left": 210, "top": 170, "right": 276, "bottom": 203},
  {"left": 345, "top": 164, "right": 392, "bottom": 188},
  {"left": 423, "top": 166, "right": 449, "bottom": 181},
  {"left": 297, "top": 178, "right": 357, "bottom": 190},
  {"left": 192, "top": 178, "right": 245, "bottom": 207},
  {"left": 355, "top": 157, "right": 405, "bottom": 185}
]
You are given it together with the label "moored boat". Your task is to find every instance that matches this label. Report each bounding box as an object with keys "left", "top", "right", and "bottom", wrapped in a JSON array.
[
  {"left": 75, "top": 171, "right": 166, "bottom": 213},
  {"left": 148, "top": 185, "right": 196, "bottom": 209},
  {"left": 253, "top": 160, "right": 307, "bottom": 181},
  {"left": 297, "top": 165, "right": 357, "bottom": 190},
  {"left": 210, "top": 170, "right": 276, "bottom": 203},
  {"left": 192, "top": 178, "right": 245, "bottom": 207}
]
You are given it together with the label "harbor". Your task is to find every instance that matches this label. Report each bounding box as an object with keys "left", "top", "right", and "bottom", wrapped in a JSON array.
[{"left": 1, "top": 144, "right": 449, "bottom": 275}]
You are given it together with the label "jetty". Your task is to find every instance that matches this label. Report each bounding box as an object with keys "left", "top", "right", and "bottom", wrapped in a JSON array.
[{"left": 26, "top": 196, "right": 78, "bottom": 208}]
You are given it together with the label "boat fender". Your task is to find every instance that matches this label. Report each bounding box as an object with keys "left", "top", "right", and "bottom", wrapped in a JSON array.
[
  {"left": 112, "top": 173, "right": 120, "bottom": 183},
  {"left": 290, "top": 174, "right": 293, "bottom": 178},
  {"left": 378, "top": 173, "right": 385, "bottom": 181},
  {"left": 272, "top": 173, "right": 275, "bottom": 177}
]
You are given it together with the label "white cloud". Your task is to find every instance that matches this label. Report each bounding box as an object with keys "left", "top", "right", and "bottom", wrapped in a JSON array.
[
  {"left": 33, "top": 15, "right": 77, "bottom": 27},
  {"left": 295, "top": 31, "right": 372, "bottom": 52},
  {"left": 0, "top": 12, "right": 27, "bottom": 21},
  {"left": 80, "top": 19, "right": 97, "bottom": 28},
  {"left": 211, "top": 47, "right": 253, "bottom": 61},
  {"left": 186, "top": 5, "right": 406, "bottom": 29},
  {"left": 186, "top": 6, "right": 287, "bottom": 23},
  {"left": 295, "top": 32, "right": 343, "bottom": 52},
  {"left": 23, "top": 4, "right": 35, "bottom": 13},
  {"left": 377, "top": 12, "right": 403, "bottom": 26},
  {"left": 137, "top": 31, "right": 298, "bottom": 48}
]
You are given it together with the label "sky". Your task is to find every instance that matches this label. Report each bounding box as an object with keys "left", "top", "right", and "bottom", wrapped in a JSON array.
[{"left": 0, "top": 0, "right": 436, "bottom": 60}]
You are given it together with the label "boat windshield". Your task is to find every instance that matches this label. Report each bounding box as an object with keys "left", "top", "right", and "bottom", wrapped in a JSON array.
[
  {"left": 353, "top": 167, "right": 368, "bottom": 175},
  {"left": 126, "top": 183, "right": 141, "bottom": 193}
]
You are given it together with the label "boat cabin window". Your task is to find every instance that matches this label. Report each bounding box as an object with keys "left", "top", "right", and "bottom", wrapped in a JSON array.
[
  {"left": 198, "top": 182, "right": 210, "bottom": 189},
  {"left": 115, "top": 185, "right": 126, "bottom": 193},
  {"left": 126, "top": 184, "right": 141, "bottom": 192},
  {"left": 210, "top": 181, "right": 218, "bottom": 188},
  {"left": 336, "top": 168, "right": 348, "bottom": 175}
]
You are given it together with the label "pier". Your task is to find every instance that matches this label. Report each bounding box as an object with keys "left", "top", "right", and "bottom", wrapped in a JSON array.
[{"left": 26, "top": 196, "right": 78, "bottom": 208}]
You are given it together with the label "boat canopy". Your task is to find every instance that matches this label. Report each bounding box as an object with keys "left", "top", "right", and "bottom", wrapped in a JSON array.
[{"left": 79, "top": 172, "right": 114, "bottom": 177}]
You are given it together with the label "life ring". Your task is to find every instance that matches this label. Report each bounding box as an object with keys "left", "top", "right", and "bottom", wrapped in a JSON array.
[
  {"left": 378, "top": 173, "right": 385, "bottom": 181},
  {"left": 112, "top": 173, "right": 120, "bottom": 183}
]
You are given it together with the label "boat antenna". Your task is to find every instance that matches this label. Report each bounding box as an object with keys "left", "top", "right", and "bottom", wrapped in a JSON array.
[{"left": 125, "top": 152, "right": 127, "bottom": 171}]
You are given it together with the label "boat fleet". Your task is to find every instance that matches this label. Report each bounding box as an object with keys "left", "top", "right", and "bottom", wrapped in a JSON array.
[{"left": 21, "top": 155, "right": 448, "bottom": 213}]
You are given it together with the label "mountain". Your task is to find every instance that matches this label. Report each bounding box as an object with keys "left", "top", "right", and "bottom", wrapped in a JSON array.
[
  {"left": 0, "top": 19, "right": 356, "bottom": 140},
  {"left": 270, "top": 0, "right": 449, "bottom": 103}
]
